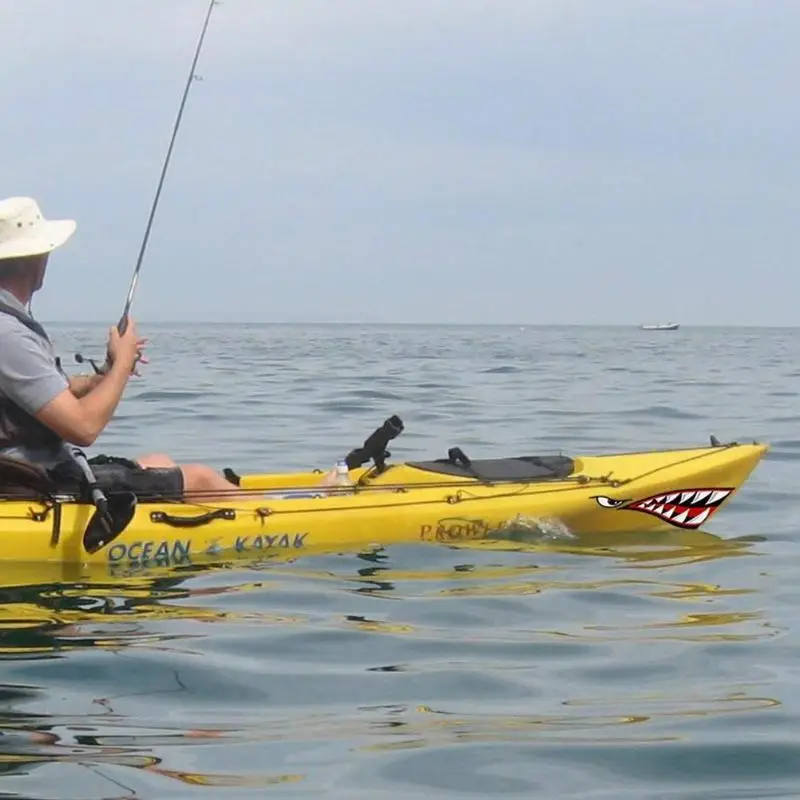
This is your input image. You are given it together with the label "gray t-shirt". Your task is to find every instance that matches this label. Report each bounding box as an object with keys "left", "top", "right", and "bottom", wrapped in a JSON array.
[{"left": 0, "top": 288, "right": 70, "bottom": 467}]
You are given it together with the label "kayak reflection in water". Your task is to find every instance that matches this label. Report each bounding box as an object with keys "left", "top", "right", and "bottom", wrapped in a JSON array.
[{"left": 0, "top": 196, "right": 299, "bottom": 504}]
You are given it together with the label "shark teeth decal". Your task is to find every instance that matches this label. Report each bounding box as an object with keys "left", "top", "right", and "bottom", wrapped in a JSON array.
[{"left": 593, "top": 487, "right": 734, "bottom": 529}]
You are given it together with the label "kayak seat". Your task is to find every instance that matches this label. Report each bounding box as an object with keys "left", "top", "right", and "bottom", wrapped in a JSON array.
[
  {"left": 0, "top": 456, "right": 55, "bottom": 500},
  {"left": 408, "top": 454, "right": 575, "bottom": 482}
]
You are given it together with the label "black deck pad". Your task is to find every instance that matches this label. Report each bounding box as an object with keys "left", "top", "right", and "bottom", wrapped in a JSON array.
[{"left": 408, "top": 455, "right": 575, "bottom": 482}]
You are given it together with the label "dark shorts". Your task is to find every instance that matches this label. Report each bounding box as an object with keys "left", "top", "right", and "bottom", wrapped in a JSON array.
[{"left": 49, "top": 454, "right": 184, "bottom": 502}]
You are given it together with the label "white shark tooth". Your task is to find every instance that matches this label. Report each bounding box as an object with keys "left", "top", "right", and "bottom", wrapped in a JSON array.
[
  {"left": 666, "top": 493, "right": 679, "bottom": 503},
  {"left": 654, "top": 504, "right": 666, "bottom": 516},
  {"left": 693, "top": 490, "right": 712, "bottom": 505},
  {"left": 689, "top": 508, "right": 712, "bottom": 527},
  {"left": 709, "top": 490, "right": 730, "bottom": 504},
  {"left": 680, "top": 491, "right": 695, "bottom": 503},
  {"left": 662, "top": 505, "right": 676, "bottom": 519},
  {"left": 672, "top": 508, "right": 690, "bottom": 525}
]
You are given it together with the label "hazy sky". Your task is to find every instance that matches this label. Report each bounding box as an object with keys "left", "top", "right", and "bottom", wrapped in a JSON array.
[{"left": 3, "top": 0, "right": 798, "bottom": 325}]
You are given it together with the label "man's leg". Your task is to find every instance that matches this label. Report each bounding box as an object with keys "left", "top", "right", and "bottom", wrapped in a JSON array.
[{"left": 135, "top": 453, "right": 257, "bottom": 502}]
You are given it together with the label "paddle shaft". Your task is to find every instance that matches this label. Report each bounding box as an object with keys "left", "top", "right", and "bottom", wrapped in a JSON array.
[
  {"left": 118, "top": 0, "right": 218, "bottom": 334},
  {"left": 66, "top": 445, "right": 107, "bottom": 508}
]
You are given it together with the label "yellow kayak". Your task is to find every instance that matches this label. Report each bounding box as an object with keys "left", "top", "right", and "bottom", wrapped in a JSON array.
[{"left": 0, "top": 416, "right": 767, "bottom": 570}]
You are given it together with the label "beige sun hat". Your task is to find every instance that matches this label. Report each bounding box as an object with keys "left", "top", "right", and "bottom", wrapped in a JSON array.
[{"left": 0, "top": 197, "right": 76, "bottom": 260}]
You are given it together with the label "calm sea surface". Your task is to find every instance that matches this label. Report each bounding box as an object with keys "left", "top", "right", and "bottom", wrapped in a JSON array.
[{"left": 1, "top": 323, "right": 798, "bottom": 799}]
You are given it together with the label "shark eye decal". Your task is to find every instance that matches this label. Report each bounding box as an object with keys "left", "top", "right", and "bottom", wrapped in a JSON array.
[{"left": 593, "top": 495, "right": 628, "bottom": 509}]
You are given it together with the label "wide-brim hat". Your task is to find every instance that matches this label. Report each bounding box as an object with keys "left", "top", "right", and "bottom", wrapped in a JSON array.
[{"left": 0, "top": 197, "right": 76, "bottom": 260}]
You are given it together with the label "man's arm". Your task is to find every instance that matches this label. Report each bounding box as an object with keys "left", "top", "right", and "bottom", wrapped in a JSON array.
[
  {"left": 0, "top": 328, "right": 138, "bottom": 449},
  {"left": 69, "top": 373, "right": 105, "bottom": 399},
  {"left": 36, "top": 359, "right": 133, "bottom": 447}
]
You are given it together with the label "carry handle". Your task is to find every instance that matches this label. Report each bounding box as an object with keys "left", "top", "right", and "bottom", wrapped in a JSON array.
[{"left": 150, "top": 508, "right": 236, "bottom": 528}]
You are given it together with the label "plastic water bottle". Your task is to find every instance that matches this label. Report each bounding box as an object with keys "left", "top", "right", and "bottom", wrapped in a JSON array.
[{"left": 330, "top": 458, "right": 354, "bottom": 494}]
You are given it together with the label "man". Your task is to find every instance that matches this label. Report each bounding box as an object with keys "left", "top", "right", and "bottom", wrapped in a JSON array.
[{"left": 0, "top": 195, "right": 251, "bottom": 502}]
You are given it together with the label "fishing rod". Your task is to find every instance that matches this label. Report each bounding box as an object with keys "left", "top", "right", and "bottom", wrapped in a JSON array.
[
  {"left": 118, "top": 0, "right": 218, "bottom": 334},
  {"left": 74, "top": 0, "right": 219, "bottom": 552},
  {"left": 75, "top": 0, "right": 218, "bottom": 367}
]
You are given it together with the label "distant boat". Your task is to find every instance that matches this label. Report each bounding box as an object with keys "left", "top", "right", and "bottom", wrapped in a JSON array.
[{"left": 640, "top": 322, "right": 680, "bottom": 331}]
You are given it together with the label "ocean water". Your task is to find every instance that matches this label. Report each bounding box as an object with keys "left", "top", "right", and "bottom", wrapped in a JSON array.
[{"left": 0, "top": 323, "right": 797, "bottom": 799}]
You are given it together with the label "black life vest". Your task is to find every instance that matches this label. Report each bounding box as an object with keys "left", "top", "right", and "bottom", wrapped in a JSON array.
[{"left": 0, "top": 299, "right": 66, "bottom": 451}]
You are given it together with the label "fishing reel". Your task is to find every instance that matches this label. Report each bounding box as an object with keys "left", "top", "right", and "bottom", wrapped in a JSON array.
[
  {"left": 74, "top": 347, "right": 141, "bottom": 375},
  {"left": 74, "top": 352, "right": 107, "bottom": 375}
]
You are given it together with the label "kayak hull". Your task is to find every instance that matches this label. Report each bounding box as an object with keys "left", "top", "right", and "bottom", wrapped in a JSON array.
[{"left": 0, "top": 440, "right": 767, "bottom": 570}]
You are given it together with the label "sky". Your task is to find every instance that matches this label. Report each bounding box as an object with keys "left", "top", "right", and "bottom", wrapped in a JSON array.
[{"left": 2, "top": 0, "right": 799, "bottom": 325}]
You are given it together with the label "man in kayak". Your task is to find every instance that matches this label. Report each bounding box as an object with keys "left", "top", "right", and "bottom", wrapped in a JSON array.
[{"left": 0, "top": 196, "right": 253, "bottom": 502}]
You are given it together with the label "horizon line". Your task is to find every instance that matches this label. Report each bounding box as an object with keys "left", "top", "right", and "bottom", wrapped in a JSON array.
[{"left": 37, "top": 319, "right": 800, "bottom": 329}]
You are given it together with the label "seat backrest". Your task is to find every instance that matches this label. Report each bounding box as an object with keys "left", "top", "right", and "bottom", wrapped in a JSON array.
[{"left": 0, "top": 456, "right": 54, "bottom": 500}]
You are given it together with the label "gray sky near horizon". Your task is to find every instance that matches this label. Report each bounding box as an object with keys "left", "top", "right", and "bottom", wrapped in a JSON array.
[{"left": 3, "top": 0, "right": 799, "bottom": 325}]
